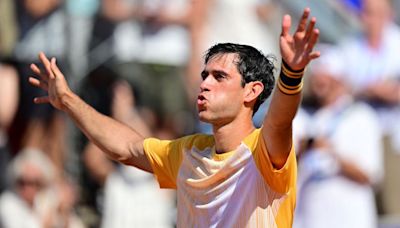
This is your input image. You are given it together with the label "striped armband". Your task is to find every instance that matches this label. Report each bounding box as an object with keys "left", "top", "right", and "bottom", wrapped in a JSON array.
[{"left": 278, "top": 60, "right": 304, "bottom": 95}]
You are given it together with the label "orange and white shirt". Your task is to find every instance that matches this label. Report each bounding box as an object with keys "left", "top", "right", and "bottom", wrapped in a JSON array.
[{"left": 143, "top": 129, "right": 297, "bottom": 228}]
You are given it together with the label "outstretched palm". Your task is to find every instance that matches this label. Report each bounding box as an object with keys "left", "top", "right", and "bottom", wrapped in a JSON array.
[
  {"left": 29, "top": 52, "right": 71, "bottom": 111},
  {"left": 280, "top": 8, "right": 320, "bottom": 70}
]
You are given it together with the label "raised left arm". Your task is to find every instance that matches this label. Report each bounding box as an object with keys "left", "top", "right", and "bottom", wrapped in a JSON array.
[{"left": 262, "top": 8, "right": 320, "bottom": 168}]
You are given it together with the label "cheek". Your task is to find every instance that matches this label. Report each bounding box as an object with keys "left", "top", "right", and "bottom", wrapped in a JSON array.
[
  {"left": 311, "top": 76, "right": 331, "bottom": 96},
  {"left": 214, "top": 91, "right": 242, "bottom": 113},
  {"left": 18, "top": 187, "right": 37, "bottom": 203}
]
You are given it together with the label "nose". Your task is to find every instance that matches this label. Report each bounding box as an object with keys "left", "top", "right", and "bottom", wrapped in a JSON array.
[{"left": 200, "top": 74, "right": 213, "bottom": 92}]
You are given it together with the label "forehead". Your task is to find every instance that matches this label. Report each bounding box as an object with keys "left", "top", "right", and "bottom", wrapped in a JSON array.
[
  {"left": 205, "top": 53, "right": 240, "bottom": 72},
  {"left": 363, "top": 0, "right": 390, "bottom": 14},
  {"left": 22, "top": 163, "right": 43, "bottom": 176}
]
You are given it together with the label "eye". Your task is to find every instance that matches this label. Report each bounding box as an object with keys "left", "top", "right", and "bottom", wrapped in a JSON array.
[
  {"left": 201, "top": 71, "right": 208, "bottom": 80},
  {"left": 214, "top": 73, "right": 226, "bottom": 81}
]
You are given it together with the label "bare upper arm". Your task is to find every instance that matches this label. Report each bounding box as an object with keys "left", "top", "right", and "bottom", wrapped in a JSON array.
[
  {"left": 261, "top": 81, "right": 301, "bottom": 169},
  {"left": 261, "top": 122, "right": 293, "bottom": 169},
  {"left": 123, "top": 139, "right": 153, "bottom": 173}
]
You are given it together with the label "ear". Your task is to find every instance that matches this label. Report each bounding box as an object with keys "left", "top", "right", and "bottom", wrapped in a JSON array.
[{"left": 243, "top": 81, "right": 264, "bottom": 103}]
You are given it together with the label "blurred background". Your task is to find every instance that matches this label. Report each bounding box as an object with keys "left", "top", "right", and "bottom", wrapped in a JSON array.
[{"left": 0, "top": 0, "right": 399, "bottom": 227}]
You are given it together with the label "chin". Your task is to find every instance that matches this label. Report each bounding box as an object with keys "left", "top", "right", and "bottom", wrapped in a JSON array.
[
  {"left": 199, "top": 110, "right": 221, "bottom": 124},
  {"left": 198, "top": 112, "right": 211, "bottom": 123},
  {"left": 198, "top": 113, "right": 232, "bottom": 127}
]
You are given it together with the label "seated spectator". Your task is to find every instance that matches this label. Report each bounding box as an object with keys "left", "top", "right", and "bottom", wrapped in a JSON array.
[{"left": 0, "top": 148, "right": 84, "bottom": 228}]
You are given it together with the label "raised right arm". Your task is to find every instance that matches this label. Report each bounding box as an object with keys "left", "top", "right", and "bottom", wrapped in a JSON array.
[{"left": 29, "top": 52, "right": 152, "bottom": 172}]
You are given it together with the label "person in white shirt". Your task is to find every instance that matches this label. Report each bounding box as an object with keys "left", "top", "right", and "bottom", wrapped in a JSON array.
[
  {"left": 294, "top": 47, "right": 384, "bottom": 228},
  {"left": 336, "top": 0, "right": 400, "bottom": 153},
  {"left": 0, "top": 148, "right": 85, "bottom": 228}
]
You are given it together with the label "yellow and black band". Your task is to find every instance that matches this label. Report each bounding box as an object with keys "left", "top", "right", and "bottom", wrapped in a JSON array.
[{"left": 278, "top": 60, "right": 304, "bottom": 95}]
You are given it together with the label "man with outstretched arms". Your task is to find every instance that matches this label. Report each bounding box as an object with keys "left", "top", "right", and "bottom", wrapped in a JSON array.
[{"left": 29, "top": 8, "right": 319, "bottom": 227}]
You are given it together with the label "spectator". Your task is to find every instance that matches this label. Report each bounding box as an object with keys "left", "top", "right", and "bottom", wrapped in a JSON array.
[
  {"left": 294, "top": 47, "right": 384, "bottom": 228},
  {"left": 0, "top": 148, "right": 84, "bottom": 228},
  {"left": 336, "top": 0, "right": 400, "bottom": 152}
]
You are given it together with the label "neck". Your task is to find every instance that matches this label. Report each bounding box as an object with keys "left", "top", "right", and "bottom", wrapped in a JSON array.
[
  {"left": 368, "top": 34, "right": 382, "bottom": 50},
  {"left": 323, "top": 93, "right": 340, "bottom": 106},
  {"left": 366, "top": 25, "right": 385, "bottom": 50},
  {"left": 212, "top": 116, "right": 255, "bottom": 154}
]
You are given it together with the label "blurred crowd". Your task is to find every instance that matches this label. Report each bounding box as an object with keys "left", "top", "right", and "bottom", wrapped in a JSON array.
[{"left": 0, "top": 0, "right": 399, "bottom": 227}]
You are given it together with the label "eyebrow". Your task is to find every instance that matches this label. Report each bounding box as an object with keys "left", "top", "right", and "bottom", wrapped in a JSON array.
[
  {"left": 213, "top": 70, "right": 228, "bottom": 76},
  {"left": 201, "top": 69, "right": 229, "bottom": 77}
]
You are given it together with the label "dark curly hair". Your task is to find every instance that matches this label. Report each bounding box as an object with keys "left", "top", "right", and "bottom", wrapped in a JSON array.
[{"left": 204, "top": 43, "right": 276, "bottom": 114}]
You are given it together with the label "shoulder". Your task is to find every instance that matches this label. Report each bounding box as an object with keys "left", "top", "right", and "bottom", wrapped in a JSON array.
[
  {"left": 0, "top": 191, "right": 19, "bottom": 206},
  {"left": 0, "top": 191, "right": 40, "bottom": 227},
  {"left": 385, "top": 23, "right": 400, "bottom": 39},
  {"left": 243, "top": 129, "right": 263, "bottom": 152},
  {"left": 0, "top": 191, "right": 27, "bottom": 215}
]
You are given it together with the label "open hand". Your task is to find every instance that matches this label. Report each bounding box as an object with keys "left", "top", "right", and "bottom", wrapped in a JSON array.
[
  {"left": 29, "top": 52, "right": 71, "bottom": 111},
  {"left": 280, "top": 8, "right": 320, "bottom": 70}
]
